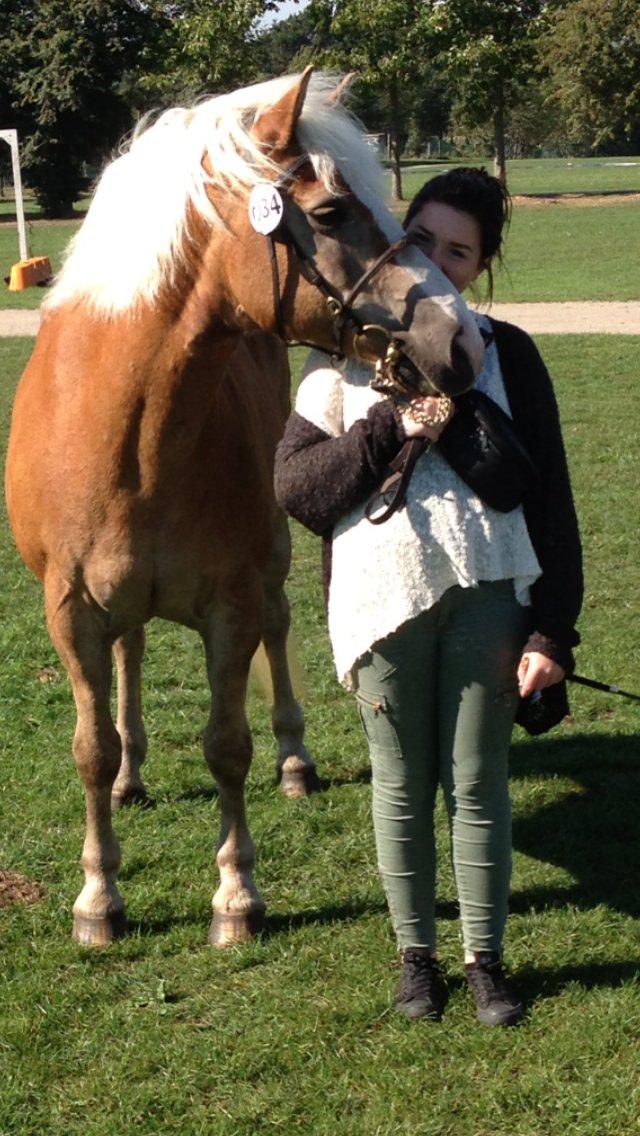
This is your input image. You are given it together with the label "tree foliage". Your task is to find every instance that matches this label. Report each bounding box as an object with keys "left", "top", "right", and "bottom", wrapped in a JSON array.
[
  {"left": 2, "top": 0, "right": 158, "bottom": 215},
  {"left": 255, "top": 4, "right": 328, "bottom": 76},
  {"left": 307, "top": 0, "right": 440, "bottom": 199},
  {"left": 432, "top": 0, "right": 548, "bottom": 183},
  {"left": 541, "top": 0, "right": 640, "bottom": 151},
  {"left": 148, "top": 1, "right": 290, "bottom": 99}
]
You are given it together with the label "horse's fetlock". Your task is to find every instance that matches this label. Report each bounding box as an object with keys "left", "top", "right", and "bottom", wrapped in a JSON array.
[
  {"left": 119, "top": 728, "right": 147, "bottom": 762},
  {"left": 272, "top": 703, "right": 304, "bottom": 738}
]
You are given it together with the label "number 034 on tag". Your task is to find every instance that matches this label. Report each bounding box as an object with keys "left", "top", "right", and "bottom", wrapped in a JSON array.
[{"left": 248, "top": 183, "right": 284, "bottom": 235}]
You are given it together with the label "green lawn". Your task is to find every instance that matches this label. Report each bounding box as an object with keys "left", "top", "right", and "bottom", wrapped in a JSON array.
[
  {"left": 0, "top": 336, "right": 639, "bottom": 1135},
  {"left": 398, "top": 155, "right": 640, "bottom": 199},
  {"left": 492, "top": 202, "right": 640, "bottom": 302}
]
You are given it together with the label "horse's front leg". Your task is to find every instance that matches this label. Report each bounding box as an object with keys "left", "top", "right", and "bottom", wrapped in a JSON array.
[
  {"left": 263, "top": 511, "right": 319, "bottom": 798},
  {"left": 202, "top": 577, "right": 266, "bottom": 946},
  {"left": 45, "top": 574, "right": 126, "bottom": 945},
  {"left": 111, "top": 627, "right": 149, "bottom": 809}
]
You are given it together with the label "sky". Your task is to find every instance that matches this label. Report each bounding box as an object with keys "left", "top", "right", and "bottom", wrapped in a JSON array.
[{"left": 262, "top": 0, "right": 312, "bottom": 26}]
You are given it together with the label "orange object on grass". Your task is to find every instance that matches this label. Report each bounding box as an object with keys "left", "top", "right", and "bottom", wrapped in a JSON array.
[{"left": 8, "top": 256, "right": 52, "bottom": 291}]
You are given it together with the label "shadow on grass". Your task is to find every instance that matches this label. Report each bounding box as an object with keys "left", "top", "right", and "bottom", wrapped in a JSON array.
[
  {"left": 517, "top": 959, "right": 639, "bottom": 1007},
  {"left": 320, "top": 767, "right": 371, "bottom": 789},
  {"left": 510, "top": 732, "right": 640, "bottom": 919},
  {"left": 171, "top": 783, "right": 218, "bottom": 803},
  {"left": 264, "top": 896, "right": 387, "bottom": 937}
]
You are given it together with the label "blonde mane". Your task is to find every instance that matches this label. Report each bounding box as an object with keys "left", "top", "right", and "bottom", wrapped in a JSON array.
[{"left": 45, "top": 73, "right": 388, "bottom": 316}]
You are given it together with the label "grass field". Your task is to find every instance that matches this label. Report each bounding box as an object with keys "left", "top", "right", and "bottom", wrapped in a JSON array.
[
  {"left": 398, "top": 155, "right": 640, "bottom": 200},
  {"left": 1, "top": 156, "right": 639, "bottom": 309},
  {"left": 0, "top": 336, "right": 639, "bottom": 1135}
]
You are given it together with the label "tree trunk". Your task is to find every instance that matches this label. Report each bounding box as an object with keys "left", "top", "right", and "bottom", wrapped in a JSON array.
[
  {"left": 388, "top": 77, "right": 404, "bottom": 201},
  {"left": 492, "top": 89, "right": 507, "bottom": 187}
]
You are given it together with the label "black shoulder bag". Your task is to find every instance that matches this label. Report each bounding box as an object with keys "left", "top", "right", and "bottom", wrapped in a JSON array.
[{"left": 365, "top": 389, "right": 539, "bottom": 524}]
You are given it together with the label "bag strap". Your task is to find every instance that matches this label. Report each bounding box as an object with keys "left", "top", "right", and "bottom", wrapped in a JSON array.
[{"left": 364, "top": 438, "right": 429, "bottom": 525}]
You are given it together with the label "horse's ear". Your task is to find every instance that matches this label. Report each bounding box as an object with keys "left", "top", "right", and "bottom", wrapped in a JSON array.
[
  {"left": 325, "top": 73, "right": 356, "bottom": 106},
  {"left": 252, "top": 66, "right": 314, "bottom": 151}
]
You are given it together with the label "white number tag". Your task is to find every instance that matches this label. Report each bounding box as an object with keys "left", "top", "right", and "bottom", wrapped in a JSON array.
[{"left": 248, "top": 183, "right": 284, "bottom": 234}]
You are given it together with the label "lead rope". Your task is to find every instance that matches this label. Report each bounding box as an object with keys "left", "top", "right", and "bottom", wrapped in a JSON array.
[{"left": 567, "top": 674, "right": 640, "bottom": 701}]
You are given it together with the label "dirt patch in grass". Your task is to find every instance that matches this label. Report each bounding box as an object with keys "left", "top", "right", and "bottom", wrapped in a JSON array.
[
  {"left": 513, "top": 192, "right": 640, "bottom": 207},
  {"left": 0, "top": 869, "right": 45, "bottom": 908}
]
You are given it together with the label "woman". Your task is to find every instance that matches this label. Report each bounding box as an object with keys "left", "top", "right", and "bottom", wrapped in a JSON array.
[{"left": 274, "top": 168, "right": 582, "bottom": 1026}]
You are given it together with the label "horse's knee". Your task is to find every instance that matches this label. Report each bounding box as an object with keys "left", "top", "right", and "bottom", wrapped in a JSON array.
[
  {"left": 203, "top": 721, "right": 253, "bottom": 785},
  {"left": 72, "top": 722, "right": 121, "bottom": 787}
]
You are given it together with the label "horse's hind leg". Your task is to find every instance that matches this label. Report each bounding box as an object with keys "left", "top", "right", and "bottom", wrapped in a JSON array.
[
  {"left": 201, "top": 578, "right": 266, "bottom": 946},
  {"left": 45, "top": 574, "right": 125, "bottom": 945},
  {"left": 263, "top": 511, "right": 319, "bottom": 798},
  {"left": 111, "top": 627, "right": 149, "bottom": 809}
]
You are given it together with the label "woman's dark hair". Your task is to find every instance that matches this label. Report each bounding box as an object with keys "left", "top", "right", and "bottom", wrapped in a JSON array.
[{"left": 403, "top": 166, "right": 511, "bottom": 301}]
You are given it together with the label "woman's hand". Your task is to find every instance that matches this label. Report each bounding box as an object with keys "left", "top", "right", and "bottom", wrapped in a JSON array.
[
  {"left": 517, "top": 652, "right": 565, "bottom": 698},
  {"left": 400, "top": 396, "right": 454, "bottom": 442}
]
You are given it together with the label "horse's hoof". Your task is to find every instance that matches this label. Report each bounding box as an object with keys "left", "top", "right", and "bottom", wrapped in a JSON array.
[
  {"left": 208, "top": 907, "right": 265, "bottom": 947},
  {"left": 72, "top": 909, "right": 127, "bottom": 947},
  {"left": 279, "top": 764, "right": 322, "bottom": 798},
  {"left": 111, "top": 787, "right": 151, "bottom": 811}
]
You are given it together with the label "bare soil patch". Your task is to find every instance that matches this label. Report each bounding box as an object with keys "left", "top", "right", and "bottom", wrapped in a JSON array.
[
  {"left": 513, "top": 192, "right": 640, "bottom": 208},
  {"left": 0, "top": 868, "right": 45, "bottom": 908}
]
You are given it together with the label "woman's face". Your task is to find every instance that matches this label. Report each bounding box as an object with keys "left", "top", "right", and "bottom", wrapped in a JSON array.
[{"left": 407, "top": 201, "right": 485, "bottom": 294}]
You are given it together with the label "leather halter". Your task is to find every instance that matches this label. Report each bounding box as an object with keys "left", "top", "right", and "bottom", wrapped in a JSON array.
[{"left": 265, "top": 154, "right": 413, "bottom": 360}]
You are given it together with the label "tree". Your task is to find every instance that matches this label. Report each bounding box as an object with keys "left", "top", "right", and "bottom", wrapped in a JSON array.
[
  {"left": 541, "top": 0, "right": 640, "bottom": 152},
  {"left": 255, "top": 4, "right": 327, "bottom": 76},
  {"left": 311, "top": 0, "right": 440, "bottom": 200},
  {"left": 2, "top": 1, "right": 294, "bottom": 217},
  {"left": 433, "top": 0, "right": 548, "bottom": 185},
  {"left": 5, "top": 1, "right": 158, "bottom": 216},
  {"left": 148, "top": 1, "right": 289, "bottom": 100}
]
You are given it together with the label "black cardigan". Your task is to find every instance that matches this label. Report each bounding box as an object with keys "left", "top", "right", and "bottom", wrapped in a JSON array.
[{"left": 274, "top": 319, "right": 583, "bottom": 672}]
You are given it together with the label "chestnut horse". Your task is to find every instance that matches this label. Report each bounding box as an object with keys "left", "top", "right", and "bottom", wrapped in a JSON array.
[{"left": 5, "top": 70, "right": 483, "bottom": 947}]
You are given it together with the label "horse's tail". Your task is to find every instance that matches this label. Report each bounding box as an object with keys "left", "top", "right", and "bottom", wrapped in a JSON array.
[{"left": 249, "top": 637, "right": 306, "bottom": 702}]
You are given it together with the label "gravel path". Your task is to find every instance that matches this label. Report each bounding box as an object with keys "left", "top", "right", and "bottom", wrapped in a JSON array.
[
  {"left": 1, "top": 302, "right": 639, "bottom": 338},
  {"left": 482, "top": 301, "right": 640, "bottom": 334},
  {"left": 0, "top": 309, "right": 41, "bottom": 336}
]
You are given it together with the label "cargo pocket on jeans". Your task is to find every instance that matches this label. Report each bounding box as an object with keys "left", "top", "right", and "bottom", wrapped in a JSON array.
[{"left": 355, "top": 689, "right": 402, "bottom": 758}]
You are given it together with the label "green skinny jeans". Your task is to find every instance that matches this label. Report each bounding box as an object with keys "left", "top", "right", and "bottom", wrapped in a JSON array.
[{"left": 354, "top": 580, "right": 529, "bottom": 954}]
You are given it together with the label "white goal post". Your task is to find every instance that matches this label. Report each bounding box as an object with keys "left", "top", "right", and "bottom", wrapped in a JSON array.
[{"left": 0, "top": 129, "right": 29, "bottom": 262}]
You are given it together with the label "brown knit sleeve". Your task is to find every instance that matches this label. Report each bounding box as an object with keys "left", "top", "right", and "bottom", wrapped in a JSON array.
[{"left": 274, "top": 402, "right": 406, "bottom": 535}]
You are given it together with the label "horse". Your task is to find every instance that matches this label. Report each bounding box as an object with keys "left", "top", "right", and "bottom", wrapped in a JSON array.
[{"left": 5, "top": 68, "right": 484, "bottom": 948}]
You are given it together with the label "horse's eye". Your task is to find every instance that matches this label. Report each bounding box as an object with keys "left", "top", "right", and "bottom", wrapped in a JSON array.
[{"left": 310, "top": 199, "right": 349, "bottom": 227}]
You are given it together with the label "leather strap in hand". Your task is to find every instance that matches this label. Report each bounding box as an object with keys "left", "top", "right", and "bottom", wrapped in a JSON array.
[{"left": 365, "top": 438, "right": 429, "bottom": 525}]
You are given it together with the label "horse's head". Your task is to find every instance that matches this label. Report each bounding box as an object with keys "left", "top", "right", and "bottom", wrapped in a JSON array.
[{"left": 213, "top": 69, "right": 484, "bottom": 397}]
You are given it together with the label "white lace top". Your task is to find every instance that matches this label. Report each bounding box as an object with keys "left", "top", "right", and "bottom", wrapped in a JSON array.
[{"left": 295, "top": 314, "right": 542, "bottom": 688}]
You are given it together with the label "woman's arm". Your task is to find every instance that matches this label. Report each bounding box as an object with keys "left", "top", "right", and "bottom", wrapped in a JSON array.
[
  {"left": 274, "top": 402, "right": 406, "bottom": 535},
  {"left": 494, "top": 320, "right": 584, "bottom": 676}
]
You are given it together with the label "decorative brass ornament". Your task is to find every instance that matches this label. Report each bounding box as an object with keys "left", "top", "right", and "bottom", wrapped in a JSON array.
[{"left": 400, "top": 392, "right": 454, "bottom": 426}]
